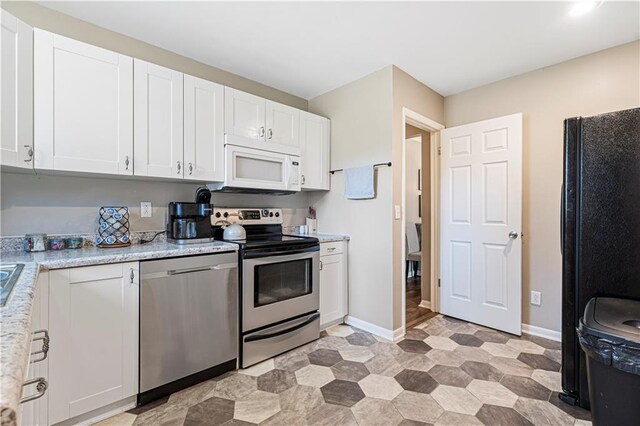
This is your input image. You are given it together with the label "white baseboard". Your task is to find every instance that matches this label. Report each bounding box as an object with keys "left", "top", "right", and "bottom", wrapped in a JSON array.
[
  {"left": 522, "top": 323, "right": 561, "bottom": 342},
  {"left": 345, "top": 315, "right": 399, "bottom": 342},
  {"left": 419, "top": 300, "right": 431, "bottom": 309}
]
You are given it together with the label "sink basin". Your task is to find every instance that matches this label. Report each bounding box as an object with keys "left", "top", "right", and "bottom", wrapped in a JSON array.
[{"left": 0, "top": 264, "right": 24, "bottom": 307}]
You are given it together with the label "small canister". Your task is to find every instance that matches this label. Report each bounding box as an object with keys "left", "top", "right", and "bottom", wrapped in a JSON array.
[
  {"left": 23, "top": 234, "right": 47, "bottom": 252},
  {"left": 47, "top": 238, "right": 66, "bottom": 250},
  {"left": 65, "top": 237, "right": 83, "bottom": 249}
]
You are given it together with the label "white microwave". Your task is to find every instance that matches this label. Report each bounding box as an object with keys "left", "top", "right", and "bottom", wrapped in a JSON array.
[{"left": 208, "top": 144, "right": 301, "bottom": 194}]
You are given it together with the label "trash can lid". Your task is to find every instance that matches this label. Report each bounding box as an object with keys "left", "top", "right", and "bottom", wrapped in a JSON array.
[{"left": 582, "top": 297, "right": 640, "bottom": 345}]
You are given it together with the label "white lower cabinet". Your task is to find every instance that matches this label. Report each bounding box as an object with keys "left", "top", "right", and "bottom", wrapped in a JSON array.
[
  {"left": 319, "top": 241, "right": 348, "bottom": 328},
  {"left": 20, "top": 272, "right": 49, "bottom": 426},
  {"left": 48, "top": 262, "right": 139, "bottom": 424}
]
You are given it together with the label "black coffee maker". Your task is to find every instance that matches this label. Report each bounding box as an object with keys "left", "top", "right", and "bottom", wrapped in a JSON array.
[{"left": 167, "top": 188, "right": 213, "bottom": 244}]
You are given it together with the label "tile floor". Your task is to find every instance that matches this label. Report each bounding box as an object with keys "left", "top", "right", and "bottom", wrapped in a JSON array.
[{"left": 96, "top": 315, "right": 591, "bottom": 426}]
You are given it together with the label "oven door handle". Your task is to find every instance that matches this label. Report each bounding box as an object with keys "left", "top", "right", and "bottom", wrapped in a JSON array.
[
  {"left": 243, "top": 245, "right": 319, "bottom": 259},
  {"left": 244, "top": 313, "right": 320, "bottom": 342}
]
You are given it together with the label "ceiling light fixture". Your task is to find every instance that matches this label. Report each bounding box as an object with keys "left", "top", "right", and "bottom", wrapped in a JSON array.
[{"left": 569, "top": 1, "right": 604, "bottom": 17}]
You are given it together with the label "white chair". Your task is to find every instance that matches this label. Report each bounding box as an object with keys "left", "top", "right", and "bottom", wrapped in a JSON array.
[{"left": 406, "top": 222, "right": 422, "bottom": 279}]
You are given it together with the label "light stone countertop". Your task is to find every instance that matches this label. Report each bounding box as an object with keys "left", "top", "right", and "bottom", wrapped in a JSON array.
[
  {"left": 284, "top": 232, "right": 350, "bottom": 243},
  {"left": 282, "top": 226, "right": 350, "bottom": 243},
  {"left": 0, "top": 240, "right": 238, "bottom": 425}
]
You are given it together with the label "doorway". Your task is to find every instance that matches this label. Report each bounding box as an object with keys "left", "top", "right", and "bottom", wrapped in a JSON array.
[
  {"left": 404, "top": 132, "right": 434, "bottom": 328},
  {"left": 400, "top": 108, "right": 444, "bottom": 334}
]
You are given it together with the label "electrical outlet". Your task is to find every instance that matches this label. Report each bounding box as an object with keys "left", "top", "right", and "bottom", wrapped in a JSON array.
[
  {"left": 531, "top": 291, "right": 542, "bottom": 306},
  {"left": 140, "top": 202, "right": 152, "bottom": 218}
]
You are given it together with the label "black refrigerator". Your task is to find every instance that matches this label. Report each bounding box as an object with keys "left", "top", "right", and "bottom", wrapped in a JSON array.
[{"left": 561, "top": 107, "right": 640, "bottom": 409}]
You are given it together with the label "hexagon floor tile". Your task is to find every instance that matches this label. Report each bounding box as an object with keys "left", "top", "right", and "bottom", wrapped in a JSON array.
[{"left": 95, "top": 316, "right": 589, "bottom": 426}]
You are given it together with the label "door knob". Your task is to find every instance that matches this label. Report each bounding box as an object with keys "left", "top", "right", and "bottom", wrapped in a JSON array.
[{"left": 509, "top": 231, "right": 519, "bottom": 240}]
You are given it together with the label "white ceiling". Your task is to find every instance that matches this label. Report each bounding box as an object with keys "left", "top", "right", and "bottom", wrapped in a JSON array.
[{"left": 38, "top": 1, "right": 640, "bottom": 99}]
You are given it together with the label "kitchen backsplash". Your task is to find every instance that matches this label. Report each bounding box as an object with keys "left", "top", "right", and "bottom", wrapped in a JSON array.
[
  {"left": 0, "top": 172, "right": 311, "bottom": 237},
  {"left": 0, "top": 231, "right": 168, "bottom": 252}
]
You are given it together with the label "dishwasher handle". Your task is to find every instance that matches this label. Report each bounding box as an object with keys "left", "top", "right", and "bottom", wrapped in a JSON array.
[{"left": 166, "top": 262, "right": 237, "bottom": 276}]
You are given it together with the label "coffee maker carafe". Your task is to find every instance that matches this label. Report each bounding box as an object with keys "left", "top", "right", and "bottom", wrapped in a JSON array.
[{"left": 167, "top": 188, "right": 213, "bottom": 244}]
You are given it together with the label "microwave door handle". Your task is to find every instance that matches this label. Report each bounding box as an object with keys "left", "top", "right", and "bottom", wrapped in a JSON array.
[{"left": 244, "top": 313, "right": 320, "bottom": 342}]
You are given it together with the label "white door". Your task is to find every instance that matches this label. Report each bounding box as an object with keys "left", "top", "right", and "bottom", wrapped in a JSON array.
[
  {"left": 440, "top": 113, "right": 522, "bottom": 335},
  {"left": 1, "top": 11, "right": 33, "bottom": 169},
  {"left": 300, "top": 111, "right": 330, "bottom": 190},
  {"left": 224, "top": 87, "right": 265, "bottom": 141},
  {"left": 265, "top": 100, "right": 300, "bottom": 155},
  {"left": 49, "top": 263, "right": 138, "bottom": 424},
  {"left": 134, "top": 60, "right": 184, "bottom": 178},
  {"left": 34, "top": 29, "right": 133, "bottom": 175},
  {"left": 184, "top": 75, "right": 224, "bottom": 181}
]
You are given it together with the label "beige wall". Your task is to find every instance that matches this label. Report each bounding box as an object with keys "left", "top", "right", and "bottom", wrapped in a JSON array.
[
  {"left": 444, "top": 41, "right": 640, "bottom": 332},
  {"left": 392, "top": 67, "right": 444, "bottom": 330},
  {"left": 1, "top": 1, "right": 307, "bottom": 110},
  {"left": 0, "top": 173, "right": 310, "bottom": 236},
  {"left": 308, "top": 67, "right": 395, "bottom": 330},
  {"left": 406, "top": 124, "right": 431, "bottom": 303}
]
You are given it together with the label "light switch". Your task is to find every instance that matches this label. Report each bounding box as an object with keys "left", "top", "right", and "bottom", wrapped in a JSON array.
[{"left": 394, "top": 205, "right": 401, "bottom": 220}]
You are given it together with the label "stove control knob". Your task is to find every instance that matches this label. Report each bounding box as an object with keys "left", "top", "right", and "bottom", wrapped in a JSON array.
[
  {"left": 275, "top": 212, "right": 280, "bottom": 218},
  {"left": 223, "top": 212, "right": 229, "bottom": 218},
  {"left": 262, "top": 209, "right": 269, "bottom": 217},
  {"left": 269, "top": 212, "right": 274, "bottom": 217},
  {"left": 215, "top": 212, "right": 221, "bottom": 218}
]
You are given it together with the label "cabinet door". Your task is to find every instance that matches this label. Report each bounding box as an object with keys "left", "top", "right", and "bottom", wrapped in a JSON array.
[
  {"left": 184, "top": 75, "right": 224, "bottom": 181},
  {"left": 265, "top": 100, "right": 300, "bottom": 154},
  {"left": 224, "top": 87, "right": 265, "bottom": 141},
  {"left": 49, "top": 263, "right": 139, "bottom": 424},
  {"left": 134, "top": 60, "right": 184, "bottom": 178},
  {"left": 1, "top": 11, "right": 33, "bottom": 169},
  {"left": 319, "top": 253, "right": 346, "bottom": 327},
  {"left": 300, "top": 111, "right": 330, "bottom": 190},
  {"left": 20, "top": 272, "right": 49, "bottom": 426},
  {"left": 34, "top": 29, "right": 133, "bottom": 175}
]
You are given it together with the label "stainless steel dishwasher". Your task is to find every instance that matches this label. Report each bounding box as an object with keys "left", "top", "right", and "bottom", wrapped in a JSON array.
[{"left": 138, "top": 252, "right": 238, "bottom": 405}]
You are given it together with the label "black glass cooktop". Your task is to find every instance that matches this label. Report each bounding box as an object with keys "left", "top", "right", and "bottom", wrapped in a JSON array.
[{"left": 212, "top": 224, "right": 318, "bottom": 250}]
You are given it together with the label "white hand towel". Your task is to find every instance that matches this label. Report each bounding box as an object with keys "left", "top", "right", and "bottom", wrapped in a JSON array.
[{"left": 344, "top": 165, "right": 375, "bottom": 199}]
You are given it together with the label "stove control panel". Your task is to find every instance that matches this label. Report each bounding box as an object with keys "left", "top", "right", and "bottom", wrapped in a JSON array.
[{"left": 212, "top": 208, "right": 283, "bottom": 225}]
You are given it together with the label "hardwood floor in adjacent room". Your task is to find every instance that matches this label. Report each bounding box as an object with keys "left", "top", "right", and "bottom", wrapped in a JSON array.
[{"left": 406, "top": 276, "right": 437, "bottom": 329}]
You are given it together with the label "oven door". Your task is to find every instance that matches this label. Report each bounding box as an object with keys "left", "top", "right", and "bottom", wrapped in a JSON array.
[{"left": 242, "top": 245, "right": 319, "bottom": 332}]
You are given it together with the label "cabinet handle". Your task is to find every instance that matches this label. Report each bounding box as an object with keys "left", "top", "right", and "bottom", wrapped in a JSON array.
[
  {"left": 130, "top": 268, "right": 135, "bottom": 284},
  {"left": 327, "top": 247, "right": 336, "bottom": 252},
  {"left": 301, "top": 174, "right": 306, "bottom": 185},
  {"left": 267, "top": 128, "right": 273, "bottom": 139},
  {"left": 24, "top": 145, "right": 33, "bottom": 162},
  {"left": 176, "top": 161, "right": 181, "bottom": 174},
  {"left": 30, "top": 329, "right": 49, "bottom": 364},
  {"left": 259, "top": 127, "right": 265, "bottom": 138},
  {"left": 125, "top": 155, "right": 130, "bottom": 170},
  {"left": 189, "top": 162, "right": 193, "bottom": 175},
  {"left": 319, "top": 260, "right": 323, "bottom": 271},
  {"left": 20, "top": 377, "right": 47, "bottom": 404}
]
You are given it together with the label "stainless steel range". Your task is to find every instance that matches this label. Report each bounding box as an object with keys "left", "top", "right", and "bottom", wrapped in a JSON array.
[{"left": 213, "top": 208, "right": 320, "bottom": 368}]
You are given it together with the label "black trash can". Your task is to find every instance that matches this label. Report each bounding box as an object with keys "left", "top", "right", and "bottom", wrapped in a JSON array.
[{"left": 578, "top": 297, "right": 640, "bottom": 426}]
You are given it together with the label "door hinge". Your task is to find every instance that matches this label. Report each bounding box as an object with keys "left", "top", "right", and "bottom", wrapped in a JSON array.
[
  {"left": 437, "top": 146, "right": 441, "bottom": 156},
  {"left": 438, "top": 278, "right": 441, "bottom": 287}
]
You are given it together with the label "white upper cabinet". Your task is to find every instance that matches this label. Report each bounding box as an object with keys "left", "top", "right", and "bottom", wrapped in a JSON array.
[
  {"left": 134, "top": 60, "right": 184, "bottom": 178},
  {"left": 34, "top": 29, "right": 133, "bottom": 175},
  {"left": 299, "top": 111, "right": 330, "bottom": 190},
  {"left": 265, "top": 100, "right": 300, "bottom": 153},
  {"left": 1, "top": 11, "right": 33, "bottom": 169},
  {"left": 184, "top": 75, "right": 224, "bottom": 181},
  {"left": 224, "top": 87, "right": 266, "bottom": 142},
  {"left": 224, "top": 87, "right": 301, "bottom": 156}
]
